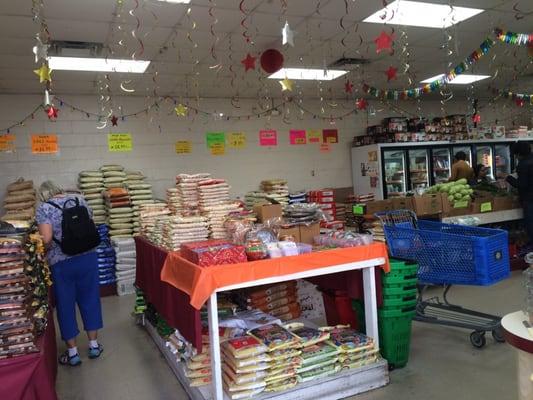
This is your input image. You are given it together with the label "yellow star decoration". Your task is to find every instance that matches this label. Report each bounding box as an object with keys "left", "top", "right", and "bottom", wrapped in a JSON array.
[
  {"left": 279, "top": 78, "right": 293, "bottom": 92},
  {"left": 33, "top": 63, "right": 52, "bottom": 83},
  {"left": 175, "top": 103, "right": 188, "bottom": 116}
]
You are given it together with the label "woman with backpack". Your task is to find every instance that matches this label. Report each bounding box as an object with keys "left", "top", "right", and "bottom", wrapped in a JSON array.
[{"left": 36, "top": 180, "right": 104, "bottom": 366}]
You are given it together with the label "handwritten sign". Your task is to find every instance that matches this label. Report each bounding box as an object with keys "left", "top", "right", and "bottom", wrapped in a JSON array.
[
  {"left": 0, "top": 134, "right": 15, "bottom": 152},
  {"left": 320, "top": 143, "right": 331, "bottom": 153},
  {"left": 206, "top": 132, "right": 225, "bottom": 148},
  {"left": 353, "top": 204, "right": 365, "bottom": 215},
  {"left": 307, "top": 130, "right": 321, "bottom": 144},
  {"left": 323, "top": 129, "right": 338, "bottom": 144},
  {"left": 290, "top": 130, "right": 307, "bottom": 145},
  {"left": 108, "top": 133, "right": 132, "bottom": 152},
  {"left": 210, "top": 142, "right": 225, "bottom": 155},
  {"left": 259, "top": 130, "right": 277, "bottom": 146},
  {"left": 175, "top": 140, "right": 192, "bottom": 154},
  {"left": 31, "top": 134, "right": 58, "bottom": 154},
  {"left": 228, "top": 132, "right": 246, "bottom": 149},
  {"left": 453, "top": 200, "right": 469, "bottom": 209},
  {"left": 480, "top": 202, "right": 492, "bottom": 213}
]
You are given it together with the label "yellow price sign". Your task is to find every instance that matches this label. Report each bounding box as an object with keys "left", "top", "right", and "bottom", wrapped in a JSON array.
[
  {"left": 108, "top": 133, "right": 132, "bottom": 152},
  {"left": 480, "top": 202, "right": 492, "bottom": 213},
  {"left": 307, "top": 130, "right": 321, "bottom": 143},
  {"left": 294, "top": 137, "right": 306, "bottom": 145},
  {"left": 210, "top": 142, "right": 225, "bottom": 155},
  {"left": 175, "top": 140, "right": 192, "bottom": 154},
  {"left": 228, "top": 132, "right": 246, "bottom": 149},
  {"left": 0, "top": 134, "right": 15, "bottom": 152},
  {"left": 31, "top": 134, "right": 58, "bottom": 154}
]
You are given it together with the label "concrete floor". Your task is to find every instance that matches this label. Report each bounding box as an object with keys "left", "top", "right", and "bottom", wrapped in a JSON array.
[{"left": 56, "top": 271, "right": 524, "bottom": 400}]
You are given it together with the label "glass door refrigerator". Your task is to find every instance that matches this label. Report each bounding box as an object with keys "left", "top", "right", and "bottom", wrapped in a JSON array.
[
  {"left": 475, "top": 145, "right": 494, "bottom": 179},
  {"left": 452, "top": 145, "right": 473, "bottom": 167},
  {"left": 408, "top": 149, "right": 430, "bottom": 193},
  {"left": 431, "top": 147, "right": 451, "bottom": 184},
  {"left": 383, "top": 149, "right": 407, "bottom": 197},
  {"left": 494, "top": 144, "right": 511, "bottom": 178}
]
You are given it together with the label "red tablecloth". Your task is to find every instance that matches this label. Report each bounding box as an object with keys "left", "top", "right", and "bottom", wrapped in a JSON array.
[
  {"left": 135, "top": 237, "right": 202, "bottom": 350},
  {"left": 0, "top": 313, "right": 58, "bottom": 400}
]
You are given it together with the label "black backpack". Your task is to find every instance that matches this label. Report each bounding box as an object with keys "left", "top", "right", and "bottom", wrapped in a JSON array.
[{"left": 47, "top": 197, "right": 101, "bottom": 256}]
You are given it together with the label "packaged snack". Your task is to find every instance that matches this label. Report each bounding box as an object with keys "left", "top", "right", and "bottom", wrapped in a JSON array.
[
  {"left": 286, "top": 323, "right": 330, "bottom": 347},
  {"left": 327, "top": 328, "right": 374, "bottom": 354},
  {"left": 222, "top": 336, "right": 268, "bottom": 359},
  {"left": 297, "top": 356, "right": 338, "bottom": 374},
  {"left": 222, "top": 364, "right": 268, "bottom": 385},
  {"left": 338, "top": 348, "right": 380, "bottom": 364},
  {"left": 189, "top": 376, "right": 212, "bottom": 387},
  {"left": 185, "top": 367, "right": 211, "bottom": 379},
  {"left": 224, "top": 361, "right": 271, "bottom": 374},
  {"left": 222, "top": 350, "right": 271, "bottom": 368},
  {"left": 265, "top": 377, "right": 298, "bottom": 392},
  {"left": 340, "top": 355, "right": 379, "bottom": 370},
  {"left": 186, "top": 357, "right": 211, "bottom": 370},
  {"left": 297, "top": 363, "right": 341, "bottom": 383},
  {"left": 265, "top": 367, "right": 297, "bottom": 382},
  {"left": 249, "top": 324, "right": 300, "bottom": 352},
  {"left": 247, "top": 282, "right": 297, "bottom": 302},
  {"left": 222, "top": 372, "right": 267, "bottom": 392},
  {"left": 224, "top": 388, "right": 265, "bottom": 400},
  {"left": 300, "top": 343, "right": 339, "bottom": 366},
  {"left": 267, "top": 348, "right": 302, "bottom": 363}
]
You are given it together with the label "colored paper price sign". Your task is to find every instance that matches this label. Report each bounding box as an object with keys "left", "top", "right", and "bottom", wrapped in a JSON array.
[
  {"left": 108, "top": 133, "right": 132, "bottom": 152},
  {"left": 453, "top": 200, "right": 468, "bottom": 209},
  {"left": 327, "top": 136, "right": 337, "bottom": 143},
  {"left": 0, "top": 134, "right": 15, "bottom": 152},
  {"left": 259, "top": 130, "right": 277, "bottom": 146},
  {"left": 480, "top": 202, "right": 492, "bottom": 213},
  {"left": 323, "top": 129, "right": 338, "bottom": 144},
  {"left": 175, "top": 141, "right": 192, "bottom": 154},
  {"left": 228, "top": 133, "right": 246, "bottom": 149},
  {"left": 320, "top": 143, "right": 331, "bottom": 153},
  {"left": 294, "top": 137, "right": 306, "bottom": 144},
  {"left": 210, "top": 142, "right": 225, "bottom": 155},
  {"left": 290, "top": 130, "right": 307, "bottom": 145},
  {"left": 31, "top": 134, "right": 58, "bottom": 154},
  {"left": 353, "top": 204, "right": 365, "bottom": 215},
  {"left": 307, "top": 130, "right": 321, "bottom": 143},
  {"left": 206, "top": 132, "right": 225, "bottom": 148}
]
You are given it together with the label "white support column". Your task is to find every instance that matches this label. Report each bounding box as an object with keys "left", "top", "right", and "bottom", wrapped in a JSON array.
[
  {"left": 363, "top": 266, "right": 379, "bottom": 348},
  {"left": 208, "top": 292, "right": 223, "bottom": 400}
]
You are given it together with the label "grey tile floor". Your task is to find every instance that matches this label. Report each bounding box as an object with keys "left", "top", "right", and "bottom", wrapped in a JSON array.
[{"left": 56, "top": 271, "right": 524, "bottom": 400}]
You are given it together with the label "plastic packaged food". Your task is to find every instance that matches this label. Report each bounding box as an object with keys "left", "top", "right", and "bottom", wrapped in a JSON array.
[
  {"left": 278, "top": 241, "right": 299, "bottom": 257},
  {"left": 222, "top": 364, "right": 268, "bottom": 385},
  {"left": 222, "top": 336, "right": 268, "bottom": 359},
  {"left": 327, "top": 328, "right": 374, "bottom": 354},
  {"left": 300, "top": 343, "right": 339, "bottom": 366},
  {"left": 224, "top": 388, "right": 265, "bottom": 400},
  {"left": 286, "top": 323, "right": 330, "bottom": 347},
  {"left": 222, "top": 373, "right": 267, "bottom": 392},
  {"left": 265, "top": 377, "right": 298, "bottom": 392},
  {"left": 249, "top": 324, "right": 300, "bottom": 352},
  {"left": 296, "top": 356, "right": 338, "bottom": 374},
  {"left": 297, "top": 363, "right": 341, "bottom": 383},
  {"left": 245, "top": 239, "right": 268, "bottom": 261}
]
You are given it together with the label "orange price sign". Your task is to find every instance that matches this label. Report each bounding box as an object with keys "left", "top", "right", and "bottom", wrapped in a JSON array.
[
  {"left": 0, "top": 134, "right": 15, "bottom": 152},
  {"left": 31, "top": 134, "right": 58, "bottom": 154}
]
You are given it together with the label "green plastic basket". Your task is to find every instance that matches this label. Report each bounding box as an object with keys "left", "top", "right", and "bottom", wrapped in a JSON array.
[
  {"left": 378, "top": 304, "right": 416, "bottom": 318},
  {"left": 378, "top": 312, "right": 414, "bottom": 369},
  {"left": 382, "top": 281, "right": 418, "bottom": 295},
  {"left": 352, "top": 299, "right": 366, "bottom": 334},
  {"left": 389, "top": 259, "right": 418, "bottom": 275},
  {"left": 382, "top": 291, "right": 418, "bottom": 308},
  {"left": 382, "top": 273, "right": 418, "bottom": 285}
]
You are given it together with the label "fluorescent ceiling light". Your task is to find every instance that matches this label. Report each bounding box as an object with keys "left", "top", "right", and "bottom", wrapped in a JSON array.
[
  {"left": 421, "top": 74, "right": 491, "bottom": 85},
  {"left": 364, "top": 1, "right": 484, "bottom": 28},
  {"left": 48, "top": 57, "right": 150, "bottom": 73},
  {"left": 155, "top": 0, "right": 191, "bottom": 3},
  {"left": 268, "top": 68, "right": 347, "bottom": 81}
]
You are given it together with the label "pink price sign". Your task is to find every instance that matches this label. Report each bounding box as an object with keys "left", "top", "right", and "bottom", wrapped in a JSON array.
[
  {"left": 259, "top": 130, "right": 278, "bottom": 146},
  {"left": 289, "top": 129, "right": 307, "bottom": 145}
]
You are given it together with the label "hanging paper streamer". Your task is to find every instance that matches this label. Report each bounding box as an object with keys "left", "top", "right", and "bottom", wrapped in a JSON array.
[
  {"left": 206, "top": 132, "right": 225, "bottom": 149},
  {"left": 323, "top": 129, "right": 338, "bottom": 143},
  {"left": 108, "top": 133, "right": 133, "bottom": 152},
  {"left": 175, "top": 140, "right": 192, "bottom": 154},
  {"left": 494, "top": 28, "right": 533, "bottom": 46},
  {"left": 259, "top": 130, "right": 277, "bottom": 146},
  {"left": 497, "top": 89, "right": 533, "bottom": 105},
  {"left": 0, "top": 134, "right": 15, "bottom": 152},
  {"left": 228, "top": 132, "right": 246, "bottom": 149},
  {"left": 364, "top": 38, "right": 494, "bottom": 100},
  {"left": 289, "top": 130, "right": 306, "bottom": 145},
  {"left": 307, "top": 130, "right": 321, "bottom": 143},
  {"left": 31, "top": 134, "right": 58, "bottom": 154}
]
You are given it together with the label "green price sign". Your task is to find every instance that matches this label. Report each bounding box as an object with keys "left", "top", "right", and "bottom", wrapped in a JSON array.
[
  {"left": 353, "top": 204, "right": 365, "bottom": 215},
  {"left": 480, "top": 202, "right": 492, "bottom": 213},
  {"left": 453, "top": 200, "right": 469, "bottom": 209}
]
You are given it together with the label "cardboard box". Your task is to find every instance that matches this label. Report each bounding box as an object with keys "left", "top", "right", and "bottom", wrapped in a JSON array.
[
  {"left": 441, "top": 193, "right": 471, "bottom": 217},
  {"left": 391, "top": 197, "right": 414, "bottom": 211},
  {"left": 253, "top": 203, "right": 283, "bottom": 223},
  {"left": 492, "top": 196, "right": 514, "bottom": 212},
  {"left": 362, "top": 199, "right": 393, "bottom": 216},
  {"left": 413, "top": 194, "right": 442, "bottom": 216},
  {"left": 299, "top": 223, "right": 320, "bottom": 245},
  {"left": 471, "top": 191, "right": 494, "bottom": 214},
  {"left": 278, "top": 226, "right": 301, "bottom": 242}
]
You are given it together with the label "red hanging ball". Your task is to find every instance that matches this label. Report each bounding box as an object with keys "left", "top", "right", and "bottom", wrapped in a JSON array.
[{"left": 260, "top": 49, "right": 284, "bottom": 74}]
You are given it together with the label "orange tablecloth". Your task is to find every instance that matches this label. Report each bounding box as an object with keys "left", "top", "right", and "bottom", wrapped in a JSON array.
[{"left": 161, "top": 243, "right": 389, "bottom": 310}]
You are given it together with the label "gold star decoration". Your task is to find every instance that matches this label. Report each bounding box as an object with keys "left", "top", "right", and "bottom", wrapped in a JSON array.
[
  {"left": 175, "top": 103, "right": 188, "bottom": 116},
  {"left": 279, "top": 77, "right": 293, "bottom": 91},
  {"left": 33, "top": 63, "right": 52, "bottom": 83}
]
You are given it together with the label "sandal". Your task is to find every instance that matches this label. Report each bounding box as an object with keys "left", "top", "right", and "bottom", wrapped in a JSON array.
[
  {"left": 58, "top": 350, "right": 82, "bottom": 366},
  {"left": 88, "top": 343, "right": 104, "bottom": 359}
]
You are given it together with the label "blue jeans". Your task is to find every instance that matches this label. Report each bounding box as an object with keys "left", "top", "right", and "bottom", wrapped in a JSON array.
[{"left": 51, "top": 252, "right": 103, "bottom": 341}]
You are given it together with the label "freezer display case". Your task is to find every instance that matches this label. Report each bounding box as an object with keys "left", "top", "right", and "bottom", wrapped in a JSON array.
[
  {"left": 452, "top": 146, "right": 472, "bottom": 166},
  {"left": 409, "top": 149, "right": 429, "bottom": 192},
  {"left": 384, "top": 150, "right": 407, "bottom": 196},
  {"left": 432, "top": 148, "right": 451, "bottom": 184},
  {"left": 494, "top": 144, "right": 511, "bottom": 177},
  {"left": 476, "top": 145, "right": 494, "bottom": 179}
]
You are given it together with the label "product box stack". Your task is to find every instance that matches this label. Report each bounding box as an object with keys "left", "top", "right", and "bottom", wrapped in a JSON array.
[
  {"left": 162, "top": 215, "right": 209, "bottom": 251},
  {"left": 289, "top": 191, "right": 307, "bottom": 205},
  {"left": 167, "top": 173, "right": 212, "bottom": 216},
  {"left": 246, "top": 282, "right": 302, "bottom": 321},
  {"left": 139, "top": 203, "right": 171, "bottom": 238},
  {"left": 77, "top": 171, "right": 106, "bottom": 225},
  {"left": 103, "top": 187, "right": 134, "bottom": 239},
  {"left": 112, "top": 237, "right": 136, "bottom": 296},
  {"left": 96, "top": 225, "right": 116, "bottom": 286},
  {"left": 1, "top": 179, "right": 36, "bottom": 223},
  {"left": 260, "top": 180, "right": 289, "bottom": 208},
  {"left": 244, "top": 191, "right": 267, "bottom": 210},
  {"left": 124, "top": 170, "right": 154, "bottom": 236},
  {"left": 308, "top": 189, "right": 336, "bottom": 221}
]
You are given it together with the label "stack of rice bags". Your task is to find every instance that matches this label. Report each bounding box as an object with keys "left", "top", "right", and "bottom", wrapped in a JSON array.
[
  {"left": 112, "top": 237, "right": 136, "bottom": 294},
  {"left": 289, "top": 191, "right": 307, "bottom": 205},
  {"left": 125, "top": 170, "right": 153, "bottom": 236},
  {"left": 327, "top": 327, "right": 380, "bottom": 371},
  {"left": 167, "top": 173, "right": 211, "bottom": 216},
  {"left": 1, "top": 179, "right": 36, "bottom": 223},
  {"left": 198, "top": 179, "right": 241, "bottom": 239},
  {"left": 246, "top": 282, "right": 302, "bottom": 322},
  {"left": 260, "top": 180, "right": 289, "bottom": 208},
  {"left": 147, "top": 215, "right": 171, "bottom": 247},
  {"left": 96, "top": 225, "right": 116, "bottom": 286},
  {"left": 162, "top": 215, "right": 209, "bottom": 251},
  {"left": 103, "top": 186, "right": 134, "bottom": 239},
  {"left": 139, "top": 203, "right": 171, "bottom": 239},
  {"left": 244, "top": 191, "right": 267, "bottom": 210},
  {"left": 77, "top": 171, "right": 106, "bottom": 225}
]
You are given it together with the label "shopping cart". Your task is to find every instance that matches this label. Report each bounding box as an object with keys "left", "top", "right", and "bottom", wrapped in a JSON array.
[{"left": 375, "top": 210, "right": 510, "bottom": 348}]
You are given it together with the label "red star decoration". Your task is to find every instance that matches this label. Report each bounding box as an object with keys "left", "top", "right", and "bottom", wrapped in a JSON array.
[
  {"left": 386, "top": 66, "right": 398, "bottom": 81},
  {"left": 46, "top": 106, "right": 58, "bottom": 120},
  {"left": 344, "top": 80, "right": 354, "bottom": 94},
  {"left": 516, "top": 98, "right": 525, "bottom": 107},
  {"left": 111, "top": 115, "right": 118, "bottom": 126},
  {"left": 472, "top": 114, "right": 481, "bottom": 123},
  {"left": 241, "top": 53, "right": 256, "bottom": 72},
  {"left": 356, "top": 98, "right": 368, "bottom": 110},
  {"left": 374, "top": 31, "right": 394, "bottom": 54}
]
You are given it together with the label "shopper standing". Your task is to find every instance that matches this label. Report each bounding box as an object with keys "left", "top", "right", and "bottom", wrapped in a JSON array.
[
  {"left": 449, "top": 151, "right": 474, "bottom": 182},
  {"left": 506, "top": 142, "right": 533, "bottom": 243},
  {"left": 36, "top": 181, "right": 104, "bottom": 366}
]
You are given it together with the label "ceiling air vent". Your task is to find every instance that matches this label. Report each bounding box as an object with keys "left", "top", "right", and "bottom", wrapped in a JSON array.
[
  {"left": 49, "top": 41, "right": 104, "bottom": 58},
  {"left": 329, "top": 57, "right": 371, "bottom": 69}
]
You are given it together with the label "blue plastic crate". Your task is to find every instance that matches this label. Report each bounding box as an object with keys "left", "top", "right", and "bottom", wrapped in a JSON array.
[{"left": 382, "top": 220, "right": 510, "bottom": 286}]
